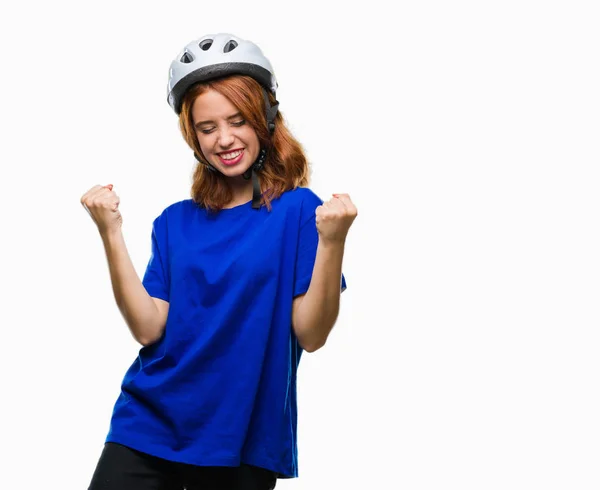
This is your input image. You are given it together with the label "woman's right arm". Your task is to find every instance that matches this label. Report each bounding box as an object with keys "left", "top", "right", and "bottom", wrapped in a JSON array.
[
  {"left": 101, "top": 229, "right": 169, "bottom": 346},
  {"left": 81, "top": 184, "right": 168, "bottom": 346}
]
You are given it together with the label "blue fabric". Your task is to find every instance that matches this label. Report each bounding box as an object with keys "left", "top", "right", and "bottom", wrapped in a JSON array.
[{"left": 105, "top": 187, "right": 347, "bottom": 479}]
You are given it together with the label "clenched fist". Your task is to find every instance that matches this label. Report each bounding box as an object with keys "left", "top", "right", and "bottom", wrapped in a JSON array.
[
  {"left": 80, "top": 184, "right": 122, "bottom": 236},
  {"left": 315, "top": 193, "right": 358, "bottom": 245}
]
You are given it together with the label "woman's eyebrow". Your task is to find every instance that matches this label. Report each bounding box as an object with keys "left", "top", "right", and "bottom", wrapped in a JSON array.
[{"left": 194, "top": 112, "right": 243, "bottom": 128}]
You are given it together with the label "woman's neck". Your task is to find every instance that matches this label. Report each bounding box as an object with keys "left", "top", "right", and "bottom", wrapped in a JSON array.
[{"left": 223, "top": 175, "right": 255, "bottom": 208}]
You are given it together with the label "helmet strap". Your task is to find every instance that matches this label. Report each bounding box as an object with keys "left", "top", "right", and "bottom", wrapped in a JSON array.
[
  {"left": 243, "top": 148, "right": 267, "bottom": 209},
  {"left": 262, "top": 87, "right": 279, "bottom": 134},
  {"left": 194, "top": 152, "right": 218, "bottom": 173},
  {"left": 250, "top": 170, "right": 262, "bottom": 209}
]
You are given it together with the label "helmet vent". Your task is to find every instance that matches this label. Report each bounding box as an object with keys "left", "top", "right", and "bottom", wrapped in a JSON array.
[
  {"left": 199, "top": 39, "right": 213, "bottom": 51},
  {"left": 224, "top": 40, "right": 238, "bottom": 53},
  {"left": 180, "top": 51, "right": 194, "bottom": 63}
]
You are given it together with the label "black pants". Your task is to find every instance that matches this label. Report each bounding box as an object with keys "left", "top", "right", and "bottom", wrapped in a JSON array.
[{"left": 88, "top": 443, "right": 277, "bottom": 490}]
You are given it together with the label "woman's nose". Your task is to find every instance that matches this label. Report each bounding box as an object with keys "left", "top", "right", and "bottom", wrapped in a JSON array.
[{"left": 217, "top": 127, "right": 235, "bottom": 147}]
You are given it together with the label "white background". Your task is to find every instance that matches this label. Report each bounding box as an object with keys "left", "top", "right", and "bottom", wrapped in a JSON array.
[{"left": 1, "top": 0, "right": 599, "bottom": 489}]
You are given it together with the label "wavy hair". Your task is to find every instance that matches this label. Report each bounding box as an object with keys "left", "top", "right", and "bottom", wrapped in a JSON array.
[{"left": 178, "top": 75, "right": 310, "bottom": 212}]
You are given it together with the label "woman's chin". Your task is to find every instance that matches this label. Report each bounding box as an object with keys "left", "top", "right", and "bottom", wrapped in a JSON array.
[{"left": 219, "top": 165, "right": 253, "bottom": 179}]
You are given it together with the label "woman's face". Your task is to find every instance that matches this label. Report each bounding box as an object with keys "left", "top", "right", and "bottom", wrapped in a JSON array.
[{"left": 191, "top": 88, "right": 260, "bottom": 177}]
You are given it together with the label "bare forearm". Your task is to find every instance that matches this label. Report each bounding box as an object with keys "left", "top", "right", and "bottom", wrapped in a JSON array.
[
  {"left": 294, "top": 239, "right": 344, "bottom": 351},
  {"left": 100, "top": 230, "right": 162, "bottom": 345}
]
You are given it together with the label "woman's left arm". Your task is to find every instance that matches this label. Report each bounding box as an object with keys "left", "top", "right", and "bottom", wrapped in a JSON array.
[{"left": 292, "top": 193, "right": 357, "bottom": 352}]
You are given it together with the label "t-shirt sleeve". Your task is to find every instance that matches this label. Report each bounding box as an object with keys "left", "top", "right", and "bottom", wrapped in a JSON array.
[
  {"left": 141, "top": 213, "right": 170, "bottom": 302},
  {"left": 293, "top": 190, "right": 347, "bottom": 297}
]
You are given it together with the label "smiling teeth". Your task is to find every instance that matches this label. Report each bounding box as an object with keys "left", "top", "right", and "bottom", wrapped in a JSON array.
[{"left": 220, "top": 150, "right": 243, "bottom": 160}]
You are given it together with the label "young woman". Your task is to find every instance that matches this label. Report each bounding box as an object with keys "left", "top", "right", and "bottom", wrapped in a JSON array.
[{"left": 81, "top": 33, "right": 357, "bottom": 490}]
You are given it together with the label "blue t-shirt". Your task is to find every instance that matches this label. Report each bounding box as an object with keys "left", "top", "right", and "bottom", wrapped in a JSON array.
[{"left": 105, "top": 187, "right": 347, "bottom": 478}]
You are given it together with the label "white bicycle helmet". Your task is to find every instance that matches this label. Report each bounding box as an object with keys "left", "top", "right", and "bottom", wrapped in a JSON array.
[{"left": 167, "top": 33, "right": 278, "bottom": 115}]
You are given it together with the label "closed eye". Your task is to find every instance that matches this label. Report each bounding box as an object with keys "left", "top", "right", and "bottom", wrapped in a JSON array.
[{"left": 198, "top": 120, "right": 246, "bottom": 135}]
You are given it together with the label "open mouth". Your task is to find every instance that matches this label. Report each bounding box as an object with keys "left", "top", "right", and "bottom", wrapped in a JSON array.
[{"left": 217, "top": 149, "right": 244, "bottom": 166}]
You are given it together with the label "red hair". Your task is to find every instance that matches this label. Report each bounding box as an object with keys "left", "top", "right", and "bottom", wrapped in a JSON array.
[{"left": 178, "top": 75, "right": 310, "bottom": 212}]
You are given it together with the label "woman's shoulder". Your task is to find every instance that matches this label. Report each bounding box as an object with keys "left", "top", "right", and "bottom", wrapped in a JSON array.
[
  {"left": 164, "top": 198, "right": 194, "bottom": 212},
  {"left": 280, "top": 186, "right": 323, "bottom": 207},
  {"left": 151, "top": 198, "right": 195, "bottom": 223}
]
